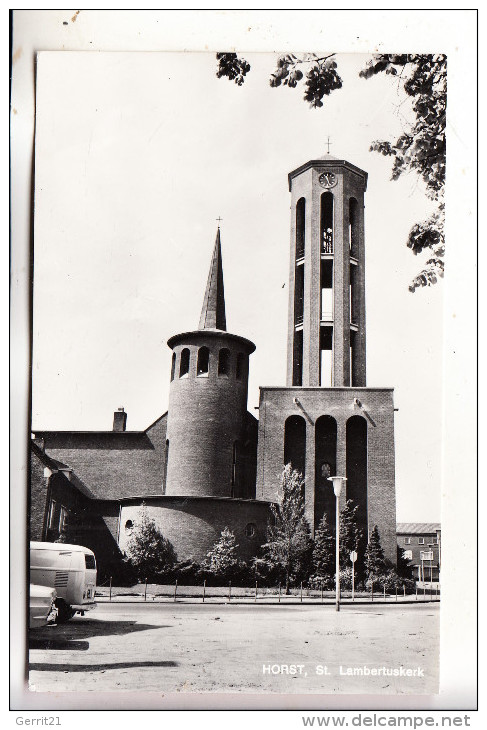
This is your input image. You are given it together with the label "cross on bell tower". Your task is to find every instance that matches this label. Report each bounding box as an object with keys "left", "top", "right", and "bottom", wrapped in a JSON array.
[{"left": 286, "top": 154, "right": 368, "bottom": 388}]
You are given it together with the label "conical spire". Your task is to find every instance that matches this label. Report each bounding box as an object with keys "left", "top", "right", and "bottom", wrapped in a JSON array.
[{"left": 198, "top": 228, "right": 227, "bottom": 331}]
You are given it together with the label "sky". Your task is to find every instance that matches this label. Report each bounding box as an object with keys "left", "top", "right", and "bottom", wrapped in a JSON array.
[{"left": 31, "top": 50, "right": 443, "bottom": 522}]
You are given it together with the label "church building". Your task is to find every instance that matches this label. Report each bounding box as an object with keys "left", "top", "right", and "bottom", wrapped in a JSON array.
[{"left": 30, "top": 152, "right": 397, "bottom": 574}]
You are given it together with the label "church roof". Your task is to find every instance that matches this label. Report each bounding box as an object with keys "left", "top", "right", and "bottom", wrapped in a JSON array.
[
  {"left": 288, "top": 156, "right": 368, "bottom": 191},
  {"left": 33, "top": 413, "right": 169, "bottom": 501},
  {"left": 396, "top": 523, "right": 441, "bottom": 534},
  {"left": 198, "top": 228, "right": 227, "bottom": 331}
]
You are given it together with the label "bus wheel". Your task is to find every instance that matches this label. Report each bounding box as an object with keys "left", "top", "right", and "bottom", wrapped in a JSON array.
[{"left": 55, "top": 599, "right": 75, "bottom": 623}]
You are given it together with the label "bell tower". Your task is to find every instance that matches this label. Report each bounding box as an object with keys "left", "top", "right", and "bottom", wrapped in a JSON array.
[
  {"left": 256, "top": 152, "right": 397, "bottom": 565},
  {"left": 286, "top": 155, "right": 367, "bottom": 389}
]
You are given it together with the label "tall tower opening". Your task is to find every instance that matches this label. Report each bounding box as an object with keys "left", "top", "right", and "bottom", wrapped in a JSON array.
[
  {"left": 292, "top": 197, "right": 306, "bottom": 386},
  {"left": 286, "top": 155, "right": 367, "bottom": 388}
]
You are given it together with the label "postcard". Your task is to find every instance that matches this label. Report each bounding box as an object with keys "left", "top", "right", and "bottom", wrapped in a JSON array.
[{"left": 10, "top": 8, "right": 477, "bottom": 719}]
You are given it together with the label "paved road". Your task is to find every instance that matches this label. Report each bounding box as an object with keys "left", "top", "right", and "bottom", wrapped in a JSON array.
[{"left": 29, "top": 601, "right": 439, "bottom": 696}]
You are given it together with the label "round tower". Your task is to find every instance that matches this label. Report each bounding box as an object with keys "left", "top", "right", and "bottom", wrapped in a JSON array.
[{"left": 165, "top": 229, "right": 256, "bottom": 498}]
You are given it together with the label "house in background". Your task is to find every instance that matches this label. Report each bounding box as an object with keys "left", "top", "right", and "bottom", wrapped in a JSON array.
[{"left": 396, "top": 523, "right": 441, "bottom": 582}]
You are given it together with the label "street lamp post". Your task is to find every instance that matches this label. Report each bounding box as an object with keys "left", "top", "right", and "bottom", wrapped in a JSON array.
[{"left": 327, "top": 476, "right": 347, "bottom": 612}]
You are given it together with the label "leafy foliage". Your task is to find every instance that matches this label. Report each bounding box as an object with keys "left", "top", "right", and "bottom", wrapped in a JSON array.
[
  {"left": 269, "top": 53, "right": 343, "bottom": 107},
  {"left": 360, "top": 54, "right": 446, "bottom": 291},
  {"left": 216, "top": 52, "right": 251, "bottom": 86},
  {"left": 360, "top": 55, "right": 446, "bottom": 195},
  {"left": 202, "top": 526, "right": 239, "bottom": 578},
  {"left": 364, "top": 525, "right": 388, "bottom": 589},
  {"left": 378, "top": 568, "right": 416, "bottom": 592},
  {"left": 260, "top": 464, "right": 313, "bottom": 592},
  {"left": 215, "top": 51, "right": 446, "bottom": 291},
  {"left": 396, "top": 546, "right": 415, "bottom": 582},
  {"left": 311, "top": 513, "right": 335, "bottom": 584},
  {"left": 339, "top": 499, "right": 362, "bottom": 569},
  {"left": 125, "top": 504, "right": 177, "bottom": 581}
]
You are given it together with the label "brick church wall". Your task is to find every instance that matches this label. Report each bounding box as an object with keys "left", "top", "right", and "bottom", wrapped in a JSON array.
[
  {"left": 118, "top": 497, "right": 272, "bottom": 563},
  {"left": 256, "top": 386, "right": 397, "bottom": 564}
]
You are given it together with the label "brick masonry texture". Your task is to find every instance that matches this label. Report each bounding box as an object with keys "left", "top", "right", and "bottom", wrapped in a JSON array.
[
  {"left": 33, "top": 414, "right": 168, "bottom": 500},
  {"left": 256, "top": 386, "right": 397, "bottom": 564},
  {"left": 118, "top": 497, "right": 272, "bottom": 563},
  {"left": 30, "top": 444, "right": 50, "bottom": 541},
  {"left": 287, "top": 161, "right": 367, "bottom": 388},
  {"left": 30, "top": 444, "right": 121, "bottom": 571},
  {"left": 166, "top": 330, "right": 257, "bottom": 499}
]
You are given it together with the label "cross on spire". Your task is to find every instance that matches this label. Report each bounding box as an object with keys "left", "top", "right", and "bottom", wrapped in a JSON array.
[
  {"left": 326, "top": 136, "right": 332, "bottom": 155},
  {"left": 199, "top": 227, "right": 227, "bottom": 331},
  {"left": 216, "top": 216, "right": 223, "bottom": 228}
]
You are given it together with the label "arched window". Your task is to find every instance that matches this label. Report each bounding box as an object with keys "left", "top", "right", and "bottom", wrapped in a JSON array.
[
  {"left": 320, "top": 192, "right": 333, "bottom": 254},
  {"left": 346, "top": 415, "right": 368, "bottom": 544},
  {"left": 124, "top": 520, "right": 133, "bottom": 534},
  {"left": 170, "top": 352, "right": 176, "bottom": 381},
  {"left": 296, "top": 197, "right": 306, "bottom": 259},
  {"left": 197, "top": 346, "right": 210, "bottom": 377},
  {"left": 179, "top": 348, "right": 190, "bottom": 378},
  {"left": 315, "top": 415, "right": 338, "bottom": 528},
  {"left": 236, "top": 353, "right": 246, "bottom": 381},
  {"left": 244, "top": 523, "right": 256, "bottom": 538},
  {"left": 218, "top": 348, "right": 231, "bottom": 376},
  {"left": 284, "top": 415, "right": 306, "bottom": 476}
]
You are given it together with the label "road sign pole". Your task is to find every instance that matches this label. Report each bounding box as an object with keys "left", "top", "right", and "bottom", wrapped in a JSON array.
[{"left": 349, "top": 551, "right": 357, "bottom": 603}]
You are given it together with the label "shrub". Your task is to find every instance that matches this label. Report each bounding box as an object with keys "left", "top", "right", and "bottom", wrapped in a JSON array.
[{"left": 125, "top": 504, "right": 177, "bottom": 582}]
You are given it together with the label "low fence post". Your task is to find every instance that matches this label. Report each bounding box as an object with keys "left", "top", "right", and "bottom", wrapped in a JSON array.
[
  {"left": 203, "top": 579, "right": 206, "bottom": 603},
  {"left": 300, "top": 582, "right": 303, "bottom": 603},
  {"left": 321, "top": 582, "right": 324, "bottom": 604},
  {"left": 255, "top": 581, "right": 258, "bottom": 603},
  {"left": 416, "top": 586, "right": 418, "bottom": 601},
  {"left": 423, "top": 583, "right": 426, "bottom": 600},
  {"left": 395, "top": 586, "right": 398, "bottom": 602},
  {"left": 109, "top": 576, "right": 112, "bottom": 602},
  {"left": 403, "top": 585, "right": 406, "bottom": 598},
  {"left": 383, "top": 585, "right": 386, "bottom": 601},
  {"left": 144, "top": 579, "right": 147, "bottom": 602},
  {"left": 228, "top": 581, "right": 231, "bottom": 602},
  {"left": 174, "top": 579, "right": 178, "bottom": 602},
  {"left": 278, "top": 583, "right": 281, "bottom": 603},
  {"left": 371, "top": 585, "right": 374, "bottom": 602}
]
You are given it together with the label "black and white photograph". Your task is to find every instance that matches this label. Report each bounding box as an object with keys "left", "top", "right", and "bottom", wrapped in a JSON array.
[{"left": 10, "top": 8, "right": 477, "bottom": 720}]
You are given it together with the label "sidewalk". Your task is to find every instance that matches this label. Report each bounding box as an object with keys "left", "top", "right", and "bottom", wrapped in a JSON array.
[{"left": 95, "top": 586, "right": 440, "bottom": 606}]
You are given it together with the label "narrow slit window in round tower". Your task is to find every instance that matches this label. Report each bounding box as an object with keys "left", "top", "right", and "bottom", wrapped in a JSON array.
[
  {"left": 179, "top": 348, "right": 190, "bottom": 378},
  {"left": 196, "top": 346, "right": 209, "bottom": 377},
  {"left": 218, "top": 348, "right": 231, "bottom": 377}
]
